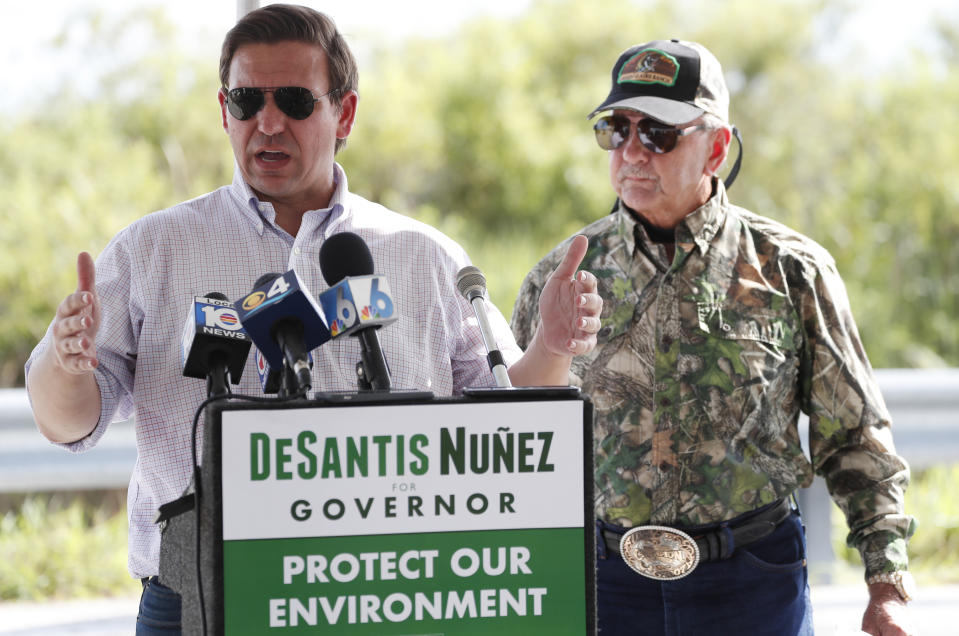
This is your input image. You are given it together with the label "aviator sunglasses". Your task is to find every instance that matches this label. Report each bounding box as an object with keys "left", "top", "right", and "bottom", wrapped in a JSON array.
[
  {"left": 593, "top": 114, "right": 704, "bottom": 154},
  {"left": 223, "top": 86, "right": 338, "bottom": 121}
]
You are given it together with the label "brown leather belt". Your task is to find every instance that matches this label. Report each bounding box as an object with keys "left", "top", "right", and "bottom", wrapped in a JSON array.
[{"left": 602, "top": 498, "right": 792, "bottom": 580}]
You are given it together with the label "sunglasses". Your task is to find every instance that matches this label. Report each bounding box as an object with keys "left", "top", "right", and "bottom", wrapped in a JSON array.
[
  {"left": 223, "top": 86, "right": 338, "bottom": 121},
  {"left": 593, "top": 115, "right": 705, "bottom": 154}
]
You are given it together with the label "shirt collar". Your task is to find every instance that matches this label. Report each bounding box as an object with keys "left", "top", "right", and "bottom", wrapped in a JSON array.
[
  {"left": 616, "top": 177, "right": 728, "bottom": 260},
  {"left": 677, "top": 177, "right": 727, "bottom": 256},
  {"left": 227, "top": 163, "right": 351, "bottom": 236}
]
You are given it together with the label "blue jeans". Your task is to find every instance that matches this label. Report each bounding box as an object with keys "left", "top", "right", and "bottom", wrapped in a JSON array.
[
  {"left": 596, "top": 510, "right": 813, "bottom": 635},
  {"left": 136, "top": 577, "right": 182, "bottom": 635}
]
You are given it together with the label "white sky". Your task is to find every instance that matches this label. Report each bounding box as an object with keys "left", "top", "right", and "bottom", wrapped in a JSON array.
[{"left": 1, "top": 0, "right": 956, "bottom": 114}]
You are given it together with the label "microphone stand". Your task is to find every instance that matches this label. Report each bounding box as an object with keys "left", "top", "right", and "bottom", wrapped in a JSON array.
[
  {"left": 354, "top": 329, "right": 391, "bottom": 391},
  {"left": 205, "top": 355, "right": 230, "bottom": 398}
]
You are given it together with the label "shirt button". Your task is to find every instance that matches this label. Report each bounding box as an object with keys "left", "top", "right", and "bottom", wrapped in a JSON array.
[{"left": 294, "top": 247, "right": 302, "bottom": 255}]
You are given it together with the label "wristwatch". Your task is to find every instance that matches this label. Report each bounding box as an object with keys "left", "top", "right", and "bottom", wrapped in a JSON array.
[{"left": 866, "top": 570, "right": 916, "bottom": 602}]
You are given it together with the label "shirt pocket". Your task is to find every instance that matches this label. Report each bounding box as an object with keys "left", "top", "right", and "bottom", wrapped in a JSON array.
[{"left": 693, "top": 303, "right": 797, "bottom": 387}]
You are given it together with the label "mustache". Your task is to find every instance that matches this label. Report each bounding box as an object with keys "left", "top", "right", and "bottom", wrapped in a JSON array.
[{"left": 616, "top": 167, "right": 658, "bottom": 182}]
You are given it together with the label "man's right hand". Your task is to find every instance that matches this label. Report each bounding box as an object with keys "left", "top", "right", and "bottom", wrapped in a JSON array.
[
  {"left": 51, "top": 252, "right": 101, "bottom": 373},
  {"left": 27, "top": 251, "right": 103, "bottom": 443}
]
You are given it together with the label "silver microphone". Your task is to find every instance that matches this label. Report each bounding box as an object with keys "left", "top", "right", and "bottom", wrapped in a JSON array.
[{"left": 456, "top": 266, "right": 512, "bottom": 388}]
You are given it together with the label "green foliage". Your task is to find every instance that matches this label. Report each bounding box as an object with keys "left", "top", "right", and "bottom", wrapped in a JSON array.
[
  {"left": 342, "top": 0, "right": 959, "bottom": 362},
  {"left": 2, "top": 0, "right": 958, "bottom": 385},
  {"left": 0, "top": 494, "right": 137, "bottom": 600},
  {"left": 0, "top": 8, "right": 232, "bottom": 385}
]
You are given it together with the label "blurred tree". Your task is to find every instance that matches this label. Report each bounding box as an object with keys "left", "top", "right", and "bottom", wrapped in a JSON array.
[
  {"left": 343, "top": 0, "right": 958, "bottom": 365},
  {"left": 1, "top": 0, "right": 957, "bottom": 387},
  {"left": 0, "top": 7, "right": 232, "bottom": 385}
]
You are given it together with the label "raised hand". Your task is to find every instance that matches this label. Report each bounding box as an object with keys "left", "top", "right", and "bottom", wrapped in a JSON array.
[
  {"left": 50, "top": 252, "right": 101, "bottom": 373},
  {"left": 536, "top": 234, "right": 602, "bottom": 356}
]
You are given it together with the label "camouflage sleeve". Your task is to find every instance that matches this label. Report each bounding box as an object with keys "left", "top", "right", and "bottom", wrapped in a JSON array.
[
  {"left": 510, "top": 264, "right": 546, "bottom": 350},
  {"left": 798, "top": 259, "right": 916, "bottom": 578}
]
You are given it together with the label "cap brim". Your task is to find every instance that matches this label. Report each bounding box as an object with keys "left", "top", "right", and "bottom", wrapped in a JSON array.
[{"left": 588, "top": 96, "right": 704, "bottom": 125}]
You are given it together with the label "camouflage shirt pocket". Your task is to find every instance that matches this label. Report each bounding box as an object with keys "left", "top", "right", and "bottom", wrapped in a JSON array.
[{"left": 694, "top": 304, "right": 799, "bottom": 385}]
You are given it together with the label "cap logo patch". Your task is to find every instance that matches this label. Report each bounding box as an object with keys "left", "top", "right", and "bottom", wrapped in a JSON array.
[{"left": 619, "top": 49, "right": 679, "bottom": 87}]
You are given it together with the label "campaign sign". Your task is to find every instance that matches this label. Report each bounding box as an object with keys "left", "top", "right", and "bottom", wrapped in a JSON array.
[{"left": 218, "top": 400, "right": 592, "bottom": 635}]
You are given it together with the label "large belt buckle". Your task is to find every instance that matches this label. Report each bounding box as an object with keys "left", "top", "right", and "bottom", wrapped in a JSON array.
[{"left": 619, "top": 525, "right": 700, "bottom": 581}]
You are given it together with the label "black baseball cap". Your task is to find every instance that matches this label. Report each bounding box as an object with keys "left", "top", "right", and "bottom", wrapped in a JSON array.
[{"left": 589, "top": 39, "right": 729, "bottom": 125}]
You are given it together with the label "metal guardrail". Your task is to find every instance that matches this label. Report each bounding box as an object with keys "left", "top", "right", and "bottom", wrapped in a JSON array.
[
  {"left": 7, "top": 369, "right": 954, "bottom": 492},
  {"left": 0, "top": 389, "right": 136, "bottom": 493},
  {"left": 2, "top": 370, "right": 957, "bottom": 577}
]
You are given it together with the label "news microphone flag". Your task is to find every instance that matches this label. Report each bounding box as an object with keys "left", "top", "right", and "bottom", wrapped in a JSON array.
[
  {"left": 318, "top": 275, "right": 397, "bottom": 338},
  {"left": 181, "top": 294, "right": 252, "bottom": 383},
  {"left": 233, "top": 270, "right": 330, "bottom": 371}
]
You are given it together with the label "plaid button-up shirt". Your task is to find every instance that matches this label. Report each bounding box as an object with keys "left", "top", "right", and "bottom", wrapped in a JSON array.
[{"left": 28, "top": 164, "right": 520, "bottom": 578}]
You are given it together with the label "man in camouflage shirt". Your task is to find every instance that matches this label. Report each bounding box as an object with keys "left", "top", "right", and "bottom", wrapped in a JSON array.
[{"left": 512, "top": 40, "right": 916, "bottom": 635}]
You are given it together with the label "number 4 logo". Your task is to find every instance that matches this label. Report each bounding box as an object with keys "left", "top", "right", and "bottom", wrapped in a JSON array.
[{"left": 267, "top": 276, "right": 291, "bottom": 298}]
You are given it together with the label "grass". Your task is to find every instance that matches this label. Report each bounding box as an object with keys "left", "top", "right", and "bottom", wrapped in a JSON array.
[
  {"left": 0, "top": 491, "right": 139, "bottom": 601},
  {"left": 1, "top": 465, "right": 956, "bottom": 601}
]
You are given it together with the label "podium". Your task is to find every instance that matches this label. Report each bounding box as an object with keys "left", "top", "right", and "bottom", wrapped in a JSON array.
[{"left": 158, "top": 390, "right": 595, "bottom": 635}]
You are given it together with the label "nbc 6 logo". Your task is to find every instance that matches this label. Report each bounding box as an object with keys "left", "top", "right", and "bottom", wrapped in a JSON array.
[
  {"left": 200, "top": 305, "right": 242, "bottom": 331},
  {"left": 335, "top": 285, "right": 358, "bottom": 328}
]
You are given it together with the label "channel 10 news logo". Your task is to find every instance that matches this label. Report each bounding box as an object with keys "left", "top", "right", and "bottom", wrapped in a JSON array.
[
  {"left": 196, "top": 300, "right": 243, "bottom": 332},
  {"left": 321, "top": 275, "right": 396, "bottom": 337}
]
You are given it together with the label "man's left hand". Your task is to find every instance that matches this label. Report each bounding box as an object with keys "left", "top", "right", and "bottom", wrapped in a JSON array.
[
  {"left": 862, "top": 583, "right": 917, "bottom": 636},
  {"left": 506, "top": 235, "right": 601, "bottom": 387},
  {"left": 536, "top": 234, "right": 602, "bottom": 357}
]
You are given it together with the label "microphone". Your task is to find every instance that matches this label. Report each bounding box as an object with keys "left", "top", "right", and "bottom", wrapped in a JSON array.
[
  {"left": 456, "top": 266, "right": 512, "bottom": 388},
  {"left": 318, "top": 232, "right": 395, "bottom": 391},
  {"left": 181, "top": 292, "right": 253, "bottom": 396},
  {"left": 234, "top": 271, "right": 331, "bottom": 394},
  {"left": 254, "top": 346, "right": 313, "bottom": 396}
]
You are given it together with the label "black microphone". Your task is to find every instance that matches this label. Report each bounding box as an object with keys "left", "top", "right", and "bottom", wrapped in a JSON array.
[
  {"left": 319, "top": 232, "right": 392, "bottom": 391},
  {"left": 181, "top": 291, "right": 253, "bottom": 397},
  {"left": 234, "top": 271, "right": 331, "bottom": 395},
  {"left": 456, "top": 266, "right": 512, "bottom": 388}
]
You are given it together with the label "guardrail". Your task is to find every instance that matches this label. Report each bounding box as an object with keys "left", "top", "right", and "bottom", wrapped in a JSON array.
[
  {"left": 2, "top": 369, "right": 957, "bottom": 577},
  {"left": 0, "top": 390, "right": 136, "bottom": 493}
]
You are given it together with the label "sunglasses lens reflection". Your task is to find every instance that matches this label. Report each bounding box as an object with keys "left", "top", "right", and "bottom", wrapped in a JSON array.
[
  {"left": 227, "top": 89, "right": 265, "bottom": 120},
  {"left": 593, "top": 117, "right": 627, "bottom": 150},
  {"left": 640, "top": 123, "right": 677, "bottom": 154},
  {"left": 593, "top": 115, "right": 680, "bottom": 154}
]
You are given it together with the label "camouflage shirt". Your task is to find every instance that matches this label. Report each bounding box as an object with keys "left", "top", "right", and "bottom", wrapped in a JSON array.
[{"left": 512, "top": 180, "right": 915, "bottom": 577}]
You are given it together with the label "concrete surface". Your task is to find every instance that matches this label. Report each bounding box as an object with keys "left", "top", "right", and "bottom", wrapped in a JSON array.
[{"left": 1, "top": 584, "right": 956, "bottom": 635}]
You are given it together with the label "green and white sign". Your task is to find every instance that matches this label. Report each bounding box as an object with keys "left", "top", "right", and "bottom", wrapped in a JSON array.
[{"left": 218, "top": 400, "right": 590, "bottom": 634}]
